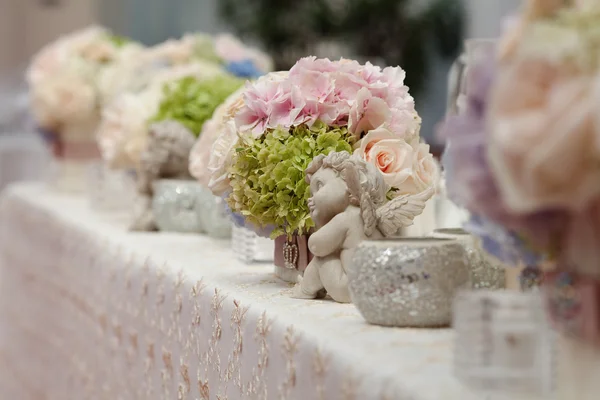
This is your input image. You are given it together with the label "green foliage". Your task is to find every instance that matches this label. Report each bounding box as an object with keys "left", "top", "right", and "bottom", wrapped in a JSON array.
[
  {"left": 107, "top": 34, "right": 131, "bottom": 48},
  {"left": 150, "top": 74, "right": 244, "bottom": 137},
  {"left": 218, "top": 0, "right": 465, "bottom": 97},
  {"left": 228, "top": 121, "right": 355, "bottom": 238}
]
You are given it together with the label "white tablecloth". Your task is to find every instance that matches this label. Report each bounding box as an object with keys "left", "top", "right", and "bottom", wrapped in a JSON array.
[
  {"left": 0, "top": 134, "right": 50, "bottom": 193},
  {"left": 0, "top": 183, "right": 480, "bottom": 400}
]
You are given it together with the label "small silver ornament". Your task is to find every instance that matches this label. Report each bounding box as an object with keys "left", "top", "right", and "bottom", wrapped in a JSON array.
[{"left": 152, "top": 179, "right": 205, "bottom": 233}]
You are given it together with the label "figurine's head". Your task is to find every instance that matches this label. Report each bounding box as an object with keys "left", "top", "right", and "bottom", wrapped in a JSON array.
[{"left": 306, "top": 152, "right": 388, "bottom": 229}]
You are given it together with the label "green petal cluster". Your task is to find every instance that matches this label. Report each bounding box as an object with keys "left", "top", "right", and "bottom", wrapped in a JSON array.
[
  {"left": 228, "top": 121, "right": 355, "bottom": 238},
  {"left": 106, "top": 34, "right": 131, "bottom": 48},
  {"left": 150, "top": 74, "right": 244, "bottom": 137}
]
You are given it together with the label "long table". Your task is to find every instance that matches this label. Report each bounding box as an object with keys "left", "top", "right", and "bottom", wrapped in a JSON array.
[{"left": 0, "top": 183, "right": 480, "bottom": 400}]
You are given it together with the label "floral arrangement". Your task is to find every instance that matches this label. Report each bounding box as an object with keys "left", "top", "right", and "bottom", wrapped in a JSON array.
[
  {"left": 97, "top": 61, "right": 231, "bottom": 169},
  {"left": 96, "top": 33, "right": 272, "bottom": 170},
  {"left": 144, "top": 33, "right": 273, "bottom": 79},
  {"left": 438, "top": 0, "right": 600, "bottom": 278},
  {"left": 206, "top": 57, "right": 438, "bottom": 238},
  {"left": 27, "top": 26, "right": 142, "bottom": 133}
]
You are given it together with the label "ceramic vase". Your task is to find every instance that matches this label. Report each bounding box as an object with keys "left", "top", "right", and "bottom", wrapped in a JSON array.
[
  {"left": 431, "top": 228, "right": 505, "bottom": 290},
  {"left": 349, "top": 238, "right": 469, "bottom": 327},
  {"left": 46, "top": 117, "right": 102, "bottom": 193},
  {"left": 152, "top": 179, "right": 205, "bottom": 233}
]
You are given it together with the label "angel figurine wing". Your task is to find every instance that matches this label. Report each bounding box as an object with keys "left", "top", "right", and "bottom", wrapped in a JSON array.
[{"left": 376, "top": 186, "right": 436, "bottom": 237}]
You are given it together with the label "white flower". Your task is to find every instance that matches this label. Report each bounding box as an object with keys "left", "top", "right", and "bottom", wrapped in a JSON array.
[
  {"left": 96, "top": 89, "right": 161, "bottom": 168},
  {"left": 189, "top": 87, "right": 246, "bottom": 187},
  {"left": 30, "top": 73, "right": 96, "bottom": 131}
]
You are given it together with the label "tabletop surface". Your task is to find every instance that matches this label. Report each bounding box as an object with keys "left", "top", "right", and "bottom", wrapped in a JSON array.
[{"left": 0, "top": 183, "right": 481, "bottom": 400}]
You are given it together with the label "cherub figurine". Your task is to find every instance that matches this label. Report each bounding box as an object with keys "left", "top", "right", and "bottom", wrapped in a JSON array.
[
  {"left": 130, "top": 120, "right": 196, "bottom": 231},
  {"left": 292, "top": 151, "right": 433, "bottom": 303}
]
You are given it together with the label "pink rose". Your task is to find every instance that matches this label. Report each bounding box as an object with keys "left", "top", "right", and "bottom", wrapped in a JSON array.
[{"left": 488, "top": 57, "right": 600, "bottom": 213}]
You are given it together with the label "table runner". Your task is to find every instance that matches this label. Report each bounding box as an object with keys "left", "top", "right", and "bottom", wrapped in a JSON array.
[{"left": 0, "top": 183, "right": 478, "bottom": 400}]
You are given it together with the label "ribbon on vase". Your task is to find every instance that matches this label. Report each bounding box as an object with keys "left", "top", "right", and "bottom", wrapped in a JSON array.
[{"left": 274, "top": 234, "right": 313, "bottom": 274}]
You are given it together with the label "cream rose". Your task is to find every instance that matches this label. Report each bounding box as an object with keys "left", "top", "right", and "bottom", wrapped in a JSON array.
[
  {"left": 411, "top": 142, "right": 440, "bottom": 194},
  {"left": 488, "top": 56, "right": 600, "bottom": 213},
  {"left": 354, "top": 127, "right": 416, "bottom": 190}
]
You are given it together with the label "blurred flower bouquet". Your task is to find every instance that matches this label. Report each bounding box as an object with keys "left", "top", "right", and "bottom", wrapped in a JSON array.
[
  {"left": 207, "top": 56, "right": 438, "bottom": 239},
  {"left": 438, "top": 0, "right": 600, "bottom": 343},
  {"left": 94, "top": 33, "right": 271, "bottom": 230},
  {"left": 97, "top": 33, "right": 272, "bottom": 171},
  {"left": 27, "top": 26, "right": 142, "bottom": 155}
]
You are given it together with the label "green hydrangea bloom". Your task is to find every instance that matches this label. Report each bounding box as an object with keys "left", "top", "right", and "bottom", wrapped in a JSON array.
[
  {"left": 228, "top": 121, "right": 355, "bottom": 238},
  {"left": 106, "top": 34, "right": 131, "bottom": 48},
  {"left": 150, "top": 74, "right": 244, "bottom": 137}
]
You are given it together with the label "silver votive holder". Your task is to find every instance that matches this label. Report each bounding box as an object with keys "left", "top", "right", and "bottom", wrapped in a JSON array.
[
  {"left": 348, "top": 238, "right": 469, "bottom": 327},
  {"left": 453, "top": 290, "right": 555, "bottom": 398},
  {"left": 152, "top": 179, "right": 205, "bottom": 233},
  {"left": 196, "top": 188, "right": 232, "bottom": 239},
  {"left": 431, "top": 228, "right": 505, "bottom": 290}
]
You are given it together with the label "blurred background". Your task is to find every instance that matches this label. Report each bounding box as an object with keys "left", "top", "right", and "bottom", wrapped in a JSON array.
[{"left": 0, "top": 0, "right": 521, "bottom": 144}]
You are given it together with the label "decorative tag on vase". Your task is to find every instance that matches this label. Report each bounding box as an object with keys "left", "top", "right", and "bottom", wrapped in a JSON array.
[
  {"left": 453, "top": 290, "right": 556, "bottom": 398},
  {"left": 282, "top": 240, "right": 299, "bottom": 270}
]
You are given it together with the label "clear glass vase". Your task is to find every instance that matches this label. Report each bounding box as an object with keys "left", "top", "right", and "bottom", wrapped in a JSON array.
[
  {"left": 453, "top": 290, "right": 556, "bottom": 398},
  {"left": 231, "top": 225, "right": 275, "bottom": 263},
  {"left": 87, "top": 162, "right": 136, "bottom": 212}
]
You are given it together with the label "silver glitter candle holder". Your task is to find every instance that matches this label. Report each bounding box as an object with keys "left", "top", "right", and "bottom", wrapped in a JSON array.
[
  {"left": 349, "top": 238, "right": 470, "bottom": 327},
  {"left": 453, "top": 290, "right": 556, "bottom": 398},
  {"left": 196, "top": 188, "right": 232, "bottom": 239},
  {"left": 152, "top": 179, "right": 206, "bottom": 233},
  {"left": 231, "top": 225, "right": 275, "bottom": 263},
  {"left": 432, "top": 228, "right": 505, "bottom": 290}
]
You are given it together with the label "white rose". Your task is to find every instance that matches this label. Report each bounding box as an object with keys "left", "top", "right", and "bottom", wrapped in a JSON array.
[
  {"left": 96, "top": 90, "right": 160, "bottom": 168},
  {"left": 190, "top": 87, "right": 246, "bottom": 187},
  {"left": 207, "top": 120, "right": 239, "bottom": 196}
]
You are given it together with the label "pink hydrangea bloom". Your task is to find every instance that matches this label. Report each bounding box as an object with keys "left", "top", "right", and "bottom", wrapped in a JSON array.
[{"left": 234, "top": 57, "right": 419, "bottom": 142}]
